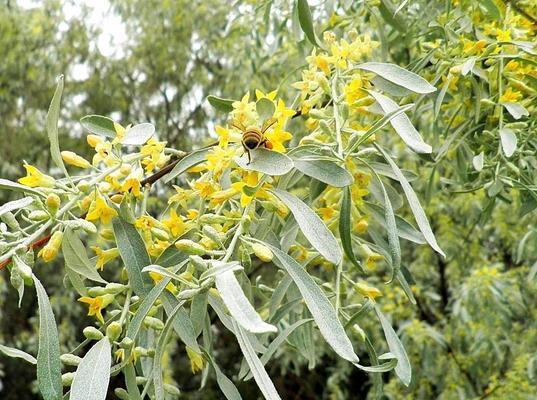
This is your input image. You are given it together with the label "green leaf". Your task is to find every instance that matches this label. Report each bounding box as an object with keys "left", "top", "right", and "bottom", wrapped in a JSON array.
[
  {"left": 478, "top": 0, "right": 501, "bottom": 19},
  {"left": 70, "top": 337, "right": 112, "bottom": 400},
  {"left": 200, "top": 260, "right": 242, "bottom": 281},
  {"left": 0, "top": 179, "right": 45, "bottom": 197},
  {"left": 376, "top": 145, "right": 445, "bottom": 257},
  {"left": 369, "top": 92, "right": 432, "bottom": 153},
  {"left": 473, "top": 152, "right": 484, "bottom": 171},
  {"left": 272, "top": 189, "right": 342, "bottom": 264},
  {"left": 232, "top": 320, "right": 282, "bottom": 400},
  {"left": 207, "top": 95, "right": 234, "bottom": 112},
  {"left": 375, "top": 305, "right": 411, "bottom": 386},
  {"left": 62, "top": 228, "right": 107, "bottom": 284},
  {"left": 0, "top": 344, "right": 37, "bottom": 364},
  {"left": 293, "top": 157, "right": 353, "bottom": 187},
  {"left": 266, "top": 244, "right": 360, "bottom": 364},
  {"left": 164, "top": 147, "right": 212, "bottom": 183},
  {"left": 80, "top": 115, "right": 117, "bottom": 138},
  {"left": 34, "top": 274, "right": 62, "bottom": 400},
  {"left": 204, "top": 350, "right": 243, "bottom": 400},
  {"left": 161, "top": 291, "right": 201, "bottom": 352},
  {"left": 499, "top": 128, "right": 517, "bottom": 158},
  {"left": 155, "top": 245, "right": 188, "bottom": 268},
  {"left": 121, "top": 123, "right": 155, "bottom": 145},
  {"left": 141, "top": 264, "right": 192, "bottom": 286},
  {"left": 235, "top": 148, "right": 294, "bottom": 176},
  {"left": 0, "top": 196, "right": 33, "bottom": 218},
  {"left": 339, "top": 187, "right": 365, "bottom": 273},
  {"left": 296, "top": 0, "right": 320, "bottom": 47},
  {"left": 112, "top": 218, "right": 154, "bottom": 296},
  {"left": 256, "top": 98, "right": 275, "bottom": 122},
  {"left": 215, "top": 269, "right": 277, "bottom": 334},
  {"left": 364, "top": 203, "right": 426, "bottom": 244},
  {"left": 358, "top": 62, "right": 436, "bottom": 94},
  {"left": 126, "top": 279, "right": 168, "bottom": 341},
  {"left": 502, "top": 102, "right": 529, "bottom": 120},
  {"left": 47, "top": 75, "right": 68, "bottom": 178}
]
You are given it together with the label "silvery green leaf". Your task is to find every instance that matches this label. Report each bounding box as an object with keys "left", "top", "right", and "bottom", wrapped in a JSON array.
[
  {"left": 121, "top": 123, "right": 155, "bottom": 145},
  {"left": 62, "top": 228, "right": 107, "bottom": 284},
  {"left": 296, "top": 0, "right": 320, "bottom": 47},
  {"left": 235, "top": 148, "right": 294, "bottom": 176},
  {"left": 371, "top": 75, "right": 413, "bottom": 97},
  {"left": 142, "top": 263, "right": 193, "bottom": 286},
  {"left": 0, "top": 197, "right": 33, "bottom": 218},
  {"left": 113, "top": 217, "right": 154, "bottom": 296},
  {"left": 34, "top": 274, "right": 62, "bottom": 400},
  {"left": 376, "top": 145, "right": 445, "bottom": 257},
  {"left": 80, "top": 115, "right": 117, "bottom": 138},
  {"left": 293, "top": 158, "right": 353, "bottom": 187},
  {"left": 207, "top": 95, "right": 234, "bottom": 112},
  {"left": 267, "top": 244, "right": 360, "bottom": 364},
  {"left": 200, "top": 260, "right": 243, "bottom": 281},
  {"left": 339, "top": 187, "right": 364, "bottom": 272},
  {"left": 272, "top": 189, "right": 342, "bottom": 264},
  {"left": 0, "top": 179, "right": 45, "bottom": 196},
  {"left": 473, "top": 152, "right": 484, "bottom": 171},
  {"left": 164, "top": 147, "right": 212, "bottom": 183},
  {"left": 215, "top": 270, "right": 277, "bottom": 334},
  {"left": 47, "top": 75, "right": 69, "bottom": 178},
  {"left": 501, "top": 102, "right": 529, "bottom": 120},
  {"left": 370, "top": 92, "right": 432, "bottom": 153},
  {"left": 375, "top": 305, "right": 412, "bottom": 386},
  {"left": 204, "top": 350, "right": 243, "bottom": 400},
  {"left": 499, "top": 128, "right": 517, "bottom": 157},
  {"left": 70, "top": 337, "right": 111, "bottom": 400},
  {"left": 461, "top": 57, "right": 476, "bottom": 76},
  {"left": 364, "top": 203, "right": 426, "bottom": 244},
  {"left": 232, "top": 320, "right": 282, "bottom": 400},
  {"left": 0, "top": 344, "right": 37, "bottom": 364},
  {"left": 358, "top": 62, "right": 436, "bottom": 94},
  {"left": 256, "top": 98, "right": 275, "bottom": 122},
  {"left": 160, "top": 291, "right": 201, "bottom": 352}
]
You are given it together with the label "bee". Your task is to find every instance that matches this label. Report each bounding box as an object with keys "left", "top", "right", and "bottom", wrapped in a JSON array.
[{"left": 232, "top": 118, "right": 277, "bottom": 164}]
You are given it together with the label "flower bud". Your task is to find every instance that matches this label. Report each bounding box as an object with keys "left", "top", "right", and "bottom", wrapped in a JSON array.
[
  {"left": 120, "top": 337, "right": 134, "bottom": 349},
  {"left": 87, "top": 134, "right": 102, "bottom": 148},
  {"left": 144, "top": 316, "right": 165, "bottom": 330},
  {"left": 251, "top": 242, "right": 273, "bottom": 262},
  {"left": 189, "top": 255, "right": 208, "bottom": 271},
  {"left": 61, "top": 151, "right": 91, "bottom": 169},
  {"left": 77, "top": 179, "right": 90, "bottom": 193},
  {"left": 151, "top": 227, "right": 170, "bottom": 241},
  {"left": 115, "top": 388, "right": 130, "bottom": 400},
  {"left": 186, "top": 346, "right": 204, "bottom": 373},
  {"left": 28, "top": 210, "right": 49, "bottom": 222},
  {"left": 88, "top": 286, "right": 107, "bottom": 297},
  {"left": 199, "top": 214, "right": 228, "bottom": 224},
  {"left": 133, "top": 346, "right": 148, "bottom": 358},
  {"left": 39, "top": 231, "right": 63, "bottom": 262},
  {"left": 62, "top": 372, "right": 75, "bottom": 386},
  {"left": 120, "top": 163, "right": 132, "bottom": 175},
  {"left": 83, "top": 326, "right": 104, "bottom": 341},
  {"left": 63, "top": 218, "right": 97, "bottom": 234},
  {"left": 100, "top": 228, "right": 115, "bottom": 241},
  {"left": 202, "top": 225, "right": 224, "bottom": 246},
  {"left": 1, "top": 212, "right": 20, "bottom": 230},
  {"left": 353, "top": 281, "right": 382, "bottom": 300},
  {"left": 104, "top": 282, "right": 127, "bottom": 295},
  {"left": 135, "top": 377, "right": 148, "bottom": 385},
  {"left": 106, "top": 321, "right": 123, "bottom": 341},
  {"left": 164, "top": 384, "right": 181, "bottom": 395},
  {"left": 110, "top": 194, "right": 124, "bottom": 204},
  {"left": 46, "top": 194, "right": 61, "bottom": 215},
  {"left": 175, "top": 239, "right": 206, "bottom": 255},
  {"left": 60, "top": 354, "right": 82, "bottom": 366},
  {"left": 353, "top": 324, "right": 366, "bottom": 342},
  {"left": 355, "top": 219, "right": 368, "bottom": 234}
]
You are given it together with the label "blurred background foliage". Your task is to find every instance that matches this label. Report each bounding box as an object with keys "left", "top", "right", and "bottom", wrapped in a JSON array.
[{"left": 0, "top": 0, "right": 536, "bottom": 399}]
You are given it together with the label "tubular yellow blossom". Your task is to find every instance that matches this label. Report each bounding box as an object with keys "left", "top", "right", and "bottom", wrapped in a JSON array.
[
  {"left": 18, "top": 164, "right": 55, "bottom": 188},
  {"left": 91, "top": 247, "right": 120, "bottom": 270},
  {"left": 61, "top": 151, "right": 92, "bottom": 169},
  {"left": 38, "top": 231, "right": 64, "bottom": 262},
  {"left": 121, "top": 174, "right": 142, "bottom": 197},
  {"left": 252, "top": 242, "right": 273, "bottom": 262},
  {"left": 86, "top": 195, "right": 118, "bottom": 225},
  {"left": 354, "top": 281, "right": 382, "bottom": 300},
  {"left": 500, "top": 87, "right": 523, "bottom": 103},
  {"left": 186, "top": 347, "right": 204, "bottom": 374},
  {"left": 78, "top": 294, "right": 115, "bottom": 324},
  {"left": 162, "top": 209, "right": 186, "bottom": 237}
]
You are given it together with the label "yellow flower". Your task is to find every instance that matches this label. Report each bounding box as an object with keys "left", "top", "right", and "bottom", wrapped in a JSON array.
[
  {"left": 231, "top": 92, "right": 257, "bottom": 127},
  {"left": 265, "top": 123, "right": 292, "bottom": 153},
  {"left": 255, "top": 89, "right": 278, "bottom": 101},
  {"left": 318, "top": 207, "right": 336, "bottom": 222},
  {"left": 193, "top": 181, "right": 217, "bottom": 199},
  {"left": 273, "top": 99, "right": 296, "bottom": 125},
  {"left": 18, "top": 164, "right": 55, "bottom": 188},
  {"left": 344, "top": 75, "right": 368, "bottom": 106},
  {"left": 148, "top": 240, "right": 170, "bottom": 258},
  {"left": 210, "top": 188, "right": 237, "bottom": 206},
  {"left": 354, "top": 281, "right": 382, "bottom": 300},
  {"left": 149, "top": 271, "right": 177, "bottom": 292},
  {"left": 186, "top": 209, "right": 199, "bottom": 220},
  {"left": 91, "top": 247, "right": 119, "bottom": 270},
  {"left": 162, "top": 209, "right": 186, "bottom": 237},
  {"left": 86, "top": 196, "right": 118, "bottom": 225},
  {"left": 215, "top": 125, "right": 240, "bottom": 148},
  {"left": 121, "top": 173, "right": 142, "bottom": 197},
  {"left": 61, "top": 151, "right": 92, "bottom": 169},
  {"left": 500, "top": 87, "right": 523, "bottom": 103},
  {"left": 112, "top": 122, "right": 127, "bottom": 144},
  {"left": 78, "top": 294, "right": 115, "bottom": 324},
  {"left": 206, "top": 145, "right": 237, "bottom": 177},
  {"left": 142, "top": 152, "right": 170, "bottom": 173},
  {"left": 38, "top": 231, "right": 63, "bottom": 262},
  {"left": 87, "top": 134, "right": 103, "bottom": 148},
  {"left": 306, "top": 48, "right": 331, "bottom": 75},
  {"left": 134, "top": 215, "right": 157, "bottom": 231},
  {"left": 496, "top": 28, "right": 512, "bottom": 42},
  {"left": 168, "top": 186, "right": 192, "bottom": 206},
  {"left": 231, "top": 171, "right": 269, "bottom": 207},
  {"left": 186, "top": 346, "right": 204, "bottom": 374},
  {"left": 329, "top": 39, "right": 352, "bottom": 69}
]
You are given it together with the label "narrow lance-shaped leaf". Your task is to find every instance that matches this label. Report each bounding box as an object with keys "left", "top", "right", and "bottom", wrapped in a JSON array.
[
  {"left": 376, "top": 145, "right": 445, "bottom": 257},
  {"left": 292, "top": 157, "right": 353, "bottom": 187},
  {"left": 265, "top": 243, "right": 360, "bottom": 364},
  {"left": 113, "top": 217, "right": 154, "bottom": 296},
  {"left": 70, "top": 337, "right": 112, "bottom": 400},
  {"left": 369, "top": 91, "right": 432, "bottom": 154},
  {"left": 33, "top": 275, "right": 62, "bottom": 400},
  {"left": 164, "top": 147, "right": 212, "bottom": 183},
  {"left": 0, "top": 344, "right": 37, "bottom": 365},
  {"left": 272, "top": 189, "right": 342, "bottom": 264},
  {"left": 204, "top": 350, "right": 243, "bottom": 400},
  {"left": 47, "top": 75, "right": 69, "bottom": 178},
  {"left": 358, "top": 62, "right": 436, "bottom": 94},
  {"left": 62, "top": 228, "right": 107, "bottom": 284},
  {"left": 215, "top": 269, "right": 277, "bottom": 334},
  {"left": 375, "top": 305, "right": 412, "bottom": 386},
  {"left": 339, "top": 186, "right": 365, "bottom": 273},
  {"left": 232, "top": 320, "right": 282, "bottom": 400},
  {"left": 0, "top": 196, "right": 33, "bottom": 218},
  {"left": 296, "top": 0, "right": 320, "bottom": 47}
]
